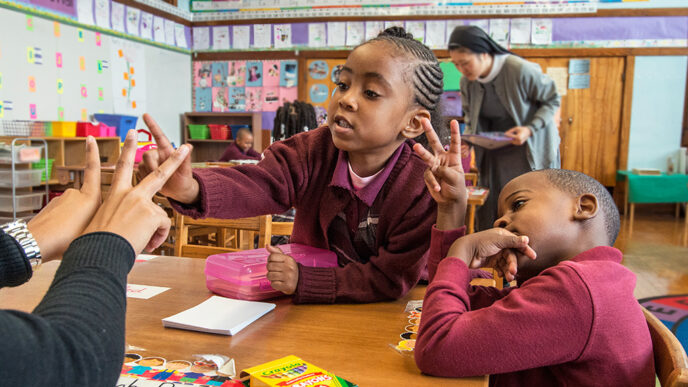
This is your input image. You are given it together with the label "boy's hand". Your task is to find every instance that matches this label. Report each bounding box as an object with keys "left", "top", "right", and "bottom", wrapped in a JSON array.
[
  {"left": 447, "top": 228, "right": 537, "bottom": 282},
  {"left": 27, "top": 136, "right": 102, "bottom": 262},
  {"left": 137, "top": 113, "right": 200, "bottom": 204},
  {"left": 413, "top": 119, "right": 467, "bottom": 230},
  {"left": 266, "top": 244, "right": 298, "bottom": 295}
]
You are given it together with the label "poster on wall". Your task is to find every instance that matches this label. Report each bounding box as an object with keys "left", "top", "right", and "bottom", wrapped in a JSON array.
[
  {"left": 110, "top": 37, "right": 146, "bottom": 115},
  {"left": 305, "top": 58, "right": 345, "bottom": 109}
]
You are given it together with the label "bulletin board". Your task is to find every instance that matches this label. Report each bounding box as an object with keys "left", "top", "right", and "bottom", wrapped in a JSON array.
[{"left": 305, "top": 58, "right": 345, "bottom": 109}]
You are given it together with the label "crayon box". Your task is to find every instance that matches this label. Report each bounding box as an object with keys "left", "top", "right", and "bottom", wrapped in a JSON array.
[{"left": 240, "top": 355, "right": 357, "bottom": 387}]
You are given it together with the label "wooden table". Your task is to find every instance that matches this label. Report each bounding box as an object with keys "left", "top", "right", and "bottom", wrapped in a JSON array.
[
  {"left": 467, "top": 188, "right": 489, "bottom": 234},
  {"left": 55, "top": 164, "right": 116, "bottom": 189},
  {"left": 0, "top": 257, "right": 487, "bottom": 386}
]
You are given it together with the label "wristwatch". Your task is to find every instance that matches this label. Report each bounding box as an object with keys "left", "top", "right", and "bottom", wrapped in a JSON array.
[{"left": 1, "top": 220, "right": 42, "bottom": 270}]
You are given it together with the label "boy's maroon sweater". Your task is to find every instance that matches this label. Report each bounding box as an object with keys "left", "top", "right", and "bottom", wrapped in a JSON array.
[
  {"left": 171, "top": 126, "right": 436, "bottom": 304},
  {"left": 414, "top": 226, "right": 655, "bottom": 386}
]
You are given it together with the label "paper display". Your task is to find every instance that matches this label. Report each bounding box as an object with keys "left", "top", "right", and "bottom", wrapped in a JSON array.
[
  {"left": 365, "top": 21, "right": 384, "bottom": 41},
  {"left": 125, "top": 7, "right": 140, "bottom": 36},
  {"left": 273, "top": 24, "right": 292, "bottom": 49},
  {"left": 212, "top": 26, "right": 230, "bottom": 50},
  {"left": 94, "top": 0, "right": 110, "bottom": 29},
  {"left": 531, "top": 18, "right": 553, "bottom": 45},
  {"left": 405, "top": 21, "right": 425, "bottom": 43},
  {"left": 164, "top": 19, "right": 176, "bottom": 46},
  {"left": 140, "top": 12, "right": 153, "bottom": 40},
  {"left": 510, "top": 18, "right": 531, "bottom": 44},
  {"left": 153, "top": 16, "right": 165, "bottom": 44},
  {"left": 162, "top": 296, "right": 276, "bottom": 336},
  {"left": 77, "top": 0, "right": 95, "bottom": 25},
  {"left": 233, "top": 25, "right": 250, "bottom": 50},
  {"left": 308, "top": 23, "right": 326, "bottom": 48},
  {"left": 193, "top": 27, "right": 210, "bottom": 50},
  {"left": 174, "top": 23, "right": 188, "bottom": 48},
  {"left": 327, "top": 22, "right": 345, "bottom": 47},
  {"left": 111, "top": 2, "right": 125, "bottom": 33},
  {"left": 425, "top": 20, "right": 446, "bottom": 49},
  {"left": 253, "top": 24, "right": 271, "bottom": 49},
  {"left": 463, "top": 132, "right": 513, "bottom": 150},
  {"left": 346, "top": 21, "right": 364, "bottom": 47},
  {"left": 489, "top": 19, "right": 510, "bottom": 48}
]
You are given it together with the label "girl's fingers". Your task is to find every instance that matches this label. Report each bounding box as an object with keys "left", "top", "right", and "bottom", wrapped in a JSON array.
[
  {"left": 80, "top": 136, "right": 101, "bottom": 197},
  {"left": 143, "top": 113, "right": 174, "bottom": 155},
  {"left": 447, "top": 120, "right": 462, "bottom": 168},
  {"left": 413, "top": 143, "right": 437, "bottom": 165},
  {"left": 266, "top": 244, "right": 284, "bottom": 255},
  {"left": 138, "top": 145, "right": 191, "bottom": 198},
  {"left": 110, "top": 131, "right": 137, "bottom": 194},
  {"left": 421, "top": 118, "right": 445, "bottom": 156},
  {"left": 423, "top": 169, "right": 441, "bottom": 192}
]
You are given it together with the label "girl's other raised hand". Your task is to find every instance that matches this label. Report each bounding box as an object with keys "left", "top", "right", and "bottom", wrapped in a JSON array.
[
  {"left": 137, "top": 113, "right": 200, "bottom": 204},
  {"left": 412, "top": 119, "right": 468, "bottom": 230}
]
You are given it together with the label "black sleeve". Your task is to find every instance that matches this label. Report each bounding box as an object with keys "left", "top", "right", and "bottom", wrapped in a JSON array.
[
  {"left": 0, "top": 229, "right": 33, "bottom": 288},
  {"left": 0, "top": 232, "right": 135, "bottom": 386}
]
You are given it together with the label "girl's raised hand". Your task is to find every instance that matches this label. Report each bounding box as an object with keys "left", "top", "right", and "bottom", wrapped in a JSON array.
[
  {"left": 138, "top": 113, "right": 200, "bottom": 204},
  {"left": 413, "top": 119, "right": 468, "bottom": 230}
]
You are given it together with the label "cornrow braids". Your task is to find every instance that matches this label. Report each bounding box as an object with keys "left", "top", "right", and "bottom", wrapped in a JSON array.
[{"left": 364, "top": 26, "right": 447, "bottom": 148}]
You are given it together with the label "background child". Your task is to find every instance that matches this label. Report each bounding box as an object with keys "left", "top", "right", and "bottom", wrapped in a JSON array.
[
  {"left": 411, "top": 123, "right": 654, "bottom": 385},
  {"left": 218, "top": 128, "right": 261, "bottom": 161},
  {"left": 138, "top": 27, "right": 446, "bottom": 304}
]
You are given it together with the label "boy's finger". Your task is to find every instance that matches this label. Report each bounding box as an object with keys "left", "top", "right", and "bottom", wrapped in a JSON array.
[
  {"left": 80, "top": 136, "right": 101, "bottom": 196},
  {"left": 110, "top": 131, "right": 137, "bottom": 194},
  {"left": 143, "top": 113, "right": 174, "bottom": 154},
  {"left": 138, "top": 145, "right": 191, "bottom": 197},
  {"left": 421, "top": 118, "right": 444, "bottom": 156}
]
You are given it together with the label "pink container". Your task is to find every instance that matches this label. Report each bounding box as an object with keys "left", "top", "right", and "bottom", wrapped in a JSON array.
[
  {"left": 205, "top": 244, "right": 338, "bottom": 300},
  {"left": 77, "top": 122, "right": 117, "bottom": 137}
]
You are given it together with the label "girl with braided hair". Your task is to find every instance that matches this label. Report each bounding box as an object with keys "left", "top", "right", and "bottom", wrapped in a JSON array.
[
  {"left": 448, "top": 25, "right": 561, "bottom": 231},
  {"left": 139, "top": 27, "right": 446, "bottom": 304}
]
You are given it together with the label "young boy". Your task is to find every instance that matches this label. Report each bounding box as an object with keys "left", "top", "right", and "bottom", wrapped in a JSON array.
[
  {"left": 412, "top": 123, "right": 654, "bottom": 385},
  {"left": 219, "top": 128, "right": 261, "bottom": 162}
]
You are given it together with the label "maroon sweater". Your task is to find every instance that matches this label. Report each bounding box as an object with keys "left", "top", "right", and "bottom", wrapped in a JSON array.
[
  {"left": 172, "top": 126, "right": 436, "bottom": 304},
  {"left": 415, "top": 226, "right": 655, "bottom": 386},
  {"left": 218, "top": 142, "right": 261, "bottom": 161}
]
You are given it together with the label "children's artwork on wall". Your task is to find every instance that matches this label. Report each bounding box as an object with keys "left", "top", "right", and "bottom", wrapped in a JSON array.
[
  {"left": 279, "top": 87, "right": 297, "bottom": 105},
  {"left": 279, "top": 60, "right": 297, "bottom": 87},
  {"left": 263, "top": 60, "right": 280, "bottom": 87},
  {"left": 273, "top": 24, "right": 292, "bottom": 49},
  {"left": 227, "top": 60, "right": 245, "bottom": 86},
  {"left": 246, "top": 87, "right": 262, "bottom": 112},
  {"left": 314, "top": 106, "right": 327, "bottom": 126},
  {"left": 309, "top": 84, "right": 329, "bottom": 104},
  {"left": 194, "top": 62, "right": 211, "bottom": 88},
  {"left": 308, "top": 60, "right": 328, "bottom": 80},
  {"left": 331, "top": 64, "right": 343, "bottom": 84},
  {"left": 228, "top": 86, "right": 246, "bottom": 112},
  {"left": 245, "top": 61, "right": 263, "bottom": 87},
  {"left": 262, "top": 87, "right": 280, "bottom": 112},
  {"left": 212, "top": 87, "right": 228, "bottom": 112},
  {"left": 195, "top": 87, "right": 211, "bottom": 112},
  {"left": 211, "top": 61, "right": 228, "bottom": 87}
]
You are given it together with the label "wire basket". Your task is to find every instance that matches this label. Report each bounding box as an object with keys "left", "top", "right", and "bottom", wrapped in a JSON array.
[{"left": 1, "top": 121, "right": 32, "bottom": 136}]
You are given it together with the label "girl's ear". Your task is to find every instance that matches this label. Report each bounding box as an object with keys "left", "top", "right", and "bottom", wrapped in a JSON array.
[
  {"left": 574, "top": 193, "right": 599, "bottom": 221},
  {"left": 402, "top": 110, "right": 431, "bottom": 139}
]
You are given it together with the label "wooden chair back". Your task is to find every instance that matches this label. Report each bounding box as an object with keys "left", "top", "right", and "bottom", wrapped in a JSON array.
[
  {"left": 173, "top": 214, "right": 272, "bottom": 258},
  {"left": 464, "top": 172, "right": 478, "bottom": 186},
  {"left": 642, "top": 306, "right": 688, "bottom": 386}
]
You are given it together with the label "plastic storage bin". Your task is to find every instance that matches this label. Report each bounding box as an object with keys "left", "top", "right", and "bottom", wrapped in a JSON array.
[
  {"left": 76, "top": 122, "right": 117, "bottom": 137},
  {"left": 52, "top": 121, "right": 77, "bottom": 137},
  {"left": 0, "top": 192, "right": 45, "bottom": 212},
  {"left": 0, "top": 169, "right": 43, "bottom": 188},
  {"left": 208, "top": 124, "right": 230, "bottom": 140},
  {"left": 31, "top": 158, "right": 54, "bottom": 181},
  {"left": 188, "top": 124, "right": 210, "bottom": 139},
  {"left": 0, "top": 145, "right": 43, "bottom": 163},
  {"left": 93, "top": 114, "right": 138, "bottom": 142},
  {"left": 205, "top": 244, "right": 338, "bottom": 300},
  {"left": 229, "top": 124, "right": 250, "bottom": 140}
]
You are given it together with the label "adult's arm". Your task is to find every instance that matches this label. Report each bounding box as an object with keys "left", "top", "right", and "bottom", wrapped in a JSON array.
[
  {"left": 0, "top": 230, "right": 32, "bottom": 288},
  {"left": 519, "top": 61, "right": 561, "bottom": 133},
  {"left": 414, "top": 257, "right": 593, "bottom": 377},
  {"left": 0, "top": 232, "right": 134, "bottom": 386}
]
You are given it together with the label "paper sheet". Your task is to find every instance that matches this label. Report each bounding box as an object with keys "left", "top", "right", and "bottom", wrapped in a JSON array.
[
  {"left": 174, "top": 23, "right": 187, "bottom": 48},
  {"left": 140, "top": 12, "right": 153, "bottom": 40},
  {"left": 111, "top": 2, "right": 125, "bottom": 33},
  {"left": 346, "top": 21, "right": 364, "bottom": 47},
  {"left": 308, "top": 23, "right": 326, "bottom": 48},
  {"left": 327, "top": 22, "right": 345, "bottom": 47},
  {"left": 153, "top": 16, "right": 165, "bottom": 44},
  {"left": 127, "top": 284, "right": 170, "bottom": 299},
  {"left": 125, "top": 7, "right": 140, "bottom": 36},
  {"left": 273, "top": 24, "right": 292, "bottom": 49},
  {"left": 253, "top": 24, "right": 271, "bottom": 49},
  {"left": 510, "top": 18, "right": 531, "bottom": 44},
  {"left": 468, "top": 20, "right": 488, "bottom": 34},
  {"left": 489, "top": 19, "right": 510, "bottom": 48},
  {"left": 531, "top": 18, "right": 553, "bottom": 45},
  {"left": 94, "top": 0, "right": 110, "bottom": 29},
  {"left": 212, "top": 26, "right": 230, "bottom": 50},
  {"left": 405, "top": 21, "right": 425, "bottom": 43},
  {"left": 425, "top": 20, "right": 446, "bottom": 49},
  {"left": 365, "top": 21, "right": 384, "bottom": 41},
  {"left": 164, "top": 19, "right": 176, "bottom": 46},
  {"left": 135, "top": 254, "right": 159, "bottom": 262},
  {"left": 233, "top": 25, "right": 250, "bottom": 50},
  {"left": 77, "top": 0, "right": 94, "bottom": 25},
  {"left": 546, "top": 67, "right": 568, "bottom": 96},
  {"left": 193, "top": 26, "right": 210, "bottom": 50}
]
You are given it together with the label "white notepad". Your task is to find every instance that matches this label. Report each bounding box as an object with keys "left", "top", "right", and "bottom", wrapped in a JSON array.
[{"left": 162, "top": 296, "right": 275, "bottom": 336}]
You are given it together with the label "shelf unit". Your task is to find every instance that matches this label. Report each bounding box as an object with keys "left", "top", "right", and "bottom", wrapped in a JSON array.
[
  {"left": 0, "top": 139, "right": 49, "bottom": 223},
  {"left": 0, "top": 136, "right": 121, "bottom": 187},
  {"left": 181, "top": 112, "right": 262, "bottom": 163}
]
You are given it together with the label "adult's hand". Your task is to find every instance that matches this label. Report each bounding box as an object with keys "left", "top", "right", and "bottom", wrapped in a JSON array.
[
  {"left": 504, "top": 126, "right": 532, "bottom": 146},
  {"left": 83, "top": 130, "right": 192, "bottom": 254},
  {"left": 27, "top": 136, "right": 102, "bottom": 262},
  {"left": 137, "top": 113, "right": 199, "bottom": 204}
]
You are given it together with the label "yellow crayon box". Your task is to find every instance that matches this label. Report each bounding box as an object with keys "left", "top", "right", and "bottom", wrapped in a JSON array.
[{"left": 240, "top": 355, "right": 357, "bottom": 387}]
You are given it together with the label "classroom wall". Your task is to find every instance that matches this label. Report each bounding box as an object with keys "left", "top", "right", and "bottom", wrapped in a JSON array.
[{"left": 627, "top": 56, "right": 687, "bottom": 172}]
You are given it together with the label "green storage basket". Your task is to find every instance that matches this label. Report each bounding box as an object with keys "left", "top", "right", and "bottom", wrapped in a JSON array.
[
  {"left": 188, "top": 124, "right": 210, "bottom": 139},
  {"left": 32, "top": 158, "right": 54, "bottom": 182}
]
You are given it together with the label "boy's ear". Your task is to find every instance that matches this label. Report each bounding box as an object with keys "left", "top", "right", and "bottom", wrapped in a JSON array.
[
  {"left": 401, "top": 110, "right": 431, "bottom": 139},
  {"left": 573, "top": 193, "right": 599, "bottom": 221}
]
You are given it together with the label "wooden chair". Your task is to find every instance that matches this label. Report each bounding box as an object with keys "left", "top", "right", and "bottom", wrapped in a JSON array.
[
  {"left": 464, "top": 172, "right": 478, "bottom": 186},
  {"left": 642, "top": 306, "right": 688, "bottom": 386},
  {"left": 173, "top": 214, "right": 273, "bottom": 258}
]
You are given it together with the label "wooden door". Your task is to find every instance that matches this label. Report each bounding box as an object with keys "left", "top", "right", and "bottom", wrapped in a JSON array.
[{"left": 528, "top": 57, "right": 625, "bottom": 187}]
